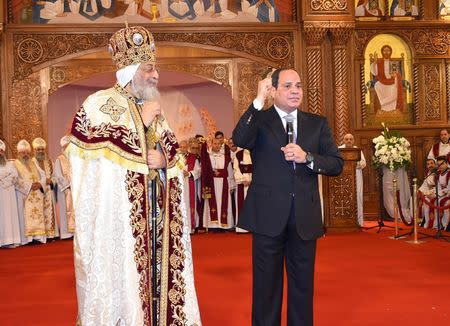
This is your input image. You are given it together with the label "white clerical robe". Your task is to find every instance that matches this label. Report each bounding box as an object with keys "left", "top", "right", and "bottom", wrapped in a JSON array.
[
  {"left": 427, "top": 142, "right": 450, "bottom": 160},
  {"left": 339, "top": 145, "right": 366, "bottom": 225},
  {"left": 0, "top": 161, "right": 22, "bottom": 247},
  {"left": 32, "top": 158, "right": 58, "bottom": 239},
  {"left": 203, "top": 150, "right": 235, "bottom": 229},
  {"left": 14, "top": 159, "right": 47, "bottom": 244},
  {"left": 233, "top": 148, "right": 251, "bottom": 233},
  {"left": 183, "top": 155, "right": 201, "bottom": 232},
  {"left": 67, "top": 85, "right": 201, "bottom": 326},
  {"left": 54, "top": 154, "right": 74, "bottom": 239},
  {"left": 418, "top": 173, "right": 436, "bottom": 229},
  {"left": 436, "top": 171, "right": 450, "bottom": 229}
]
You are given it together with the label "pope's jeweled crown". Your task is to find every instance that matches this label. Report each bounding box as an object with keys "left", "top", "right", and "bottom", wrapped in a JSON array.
[{"left": 108, "top": 26, "right": 156, "bottom": 70}]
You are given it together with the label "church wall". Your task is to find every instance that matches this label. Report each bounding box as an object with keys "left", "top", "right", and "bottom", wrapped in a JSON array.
[{"left": 1, "top": 0, "right": 449, "bottom": 221}]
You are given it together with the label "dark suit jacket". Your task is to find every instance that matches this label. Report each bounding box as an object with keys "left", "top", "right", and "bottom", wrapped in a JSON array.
[{"left": 232, "top": 104, "right": 343, "bottom": 240}]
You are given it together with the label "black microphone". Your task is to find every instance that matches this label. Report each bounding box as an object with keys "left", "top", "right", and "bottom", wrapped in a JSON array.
[
  {"left": 426, "top": 161, "right": 444, "bottom": 178},
  {"left": 285, "top": 116, "right": 294, "bottom": 144},
  {"left": 430, "top": 167, "right": 439, "bottom": 174}
]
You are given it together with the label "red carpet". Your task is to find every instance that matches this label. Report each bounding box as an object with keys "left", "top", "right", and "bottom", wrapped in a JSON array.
[{"left": 0, "top": 225, "right": 449, "bottom": 325}]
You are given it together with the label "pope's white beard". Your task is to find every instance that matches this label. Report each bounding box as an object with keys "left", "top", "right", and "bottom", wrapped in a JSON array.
[
  {"left": 131, "top": 76, "right": 160, "bottom": 102},
  {"left": 0, "top": 154, "right": 6, "bottom": 166}
]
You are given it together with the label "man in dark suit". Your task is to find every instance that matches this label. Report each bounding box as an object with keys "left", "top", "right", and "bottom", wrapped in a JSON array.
[{"left": 232, "top": 68, "right": 343, "bottom": 326}]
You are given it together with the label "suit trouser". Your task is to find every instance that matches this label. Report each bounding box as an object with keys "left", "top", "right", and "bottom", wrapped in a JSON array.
[{"left": 252, "top": 200, "right": 317, "bottom": 326}]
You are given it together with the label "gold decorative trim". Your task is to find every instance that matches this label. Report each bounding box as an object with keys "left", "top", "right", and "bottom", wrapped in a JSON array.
[{"left": 99, "top": 98, "right": 127, "bottom": 122}]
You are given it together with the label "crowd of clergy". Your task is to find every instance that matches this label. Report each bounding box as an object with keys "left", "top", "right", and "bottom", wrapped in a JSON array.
[
  {"left": 0, "top": 137, "right": 73, "bottom": 248},
  {"left": 418, "top": 128, "right": 450, "bottom": 231},
  {"left": 177, "top": 131, "right": 252, "bottom": 234},
  {"left": 0, "top": 131, "right": 254, "bottom": 248},
  {"left": 3, "top": 128, "right": 448, "bottom": 248}
]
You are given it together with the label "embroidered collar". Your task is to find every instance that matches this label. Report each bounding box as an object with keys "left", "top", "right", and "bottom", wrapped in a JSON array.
[{"left": 114, "top": 83, "right": 143, "bottom": 105}]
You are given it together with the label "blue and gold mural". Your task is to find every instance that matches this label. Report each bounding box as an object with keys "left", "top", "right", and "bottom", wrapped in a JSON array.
[{"left": 10, "top": 0, "right": 294, "bottom": 23}]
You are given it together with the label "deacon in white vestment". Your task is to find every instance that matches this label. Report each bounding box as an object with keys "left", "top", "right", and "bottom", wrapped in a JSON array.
[
  {"left": 14, "top": 140, "right": 47, "bottom": 244},
  {"left": 339, "top": 134, "right": 366, "bottom": 226},
  {"left": 418, "top": 159, "right": 437, "bottom": 229},
  {"left": 434, "top": 156, "right": 450, "bottom": 230},
  {"left": 53, "top": 136, "right": 74, "bottom": 239},
  {"left": 202, "top": 137, "right": 235, "bottom": 229},
  {"left": 66, "top": 25, "right": 201, "bottom": 326},
  {"left": 427, "top": 129, "right": 450, "bottom": 160},
  {"left": 0, "top": 140, "right": 21, "bottom": 247},
  {"left": 32, "top": 137, "right": 58, "bottom": 239}
]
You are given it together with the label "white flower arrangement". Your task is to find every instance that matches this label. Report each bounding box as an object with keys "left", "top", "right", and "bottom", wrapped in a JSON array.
[{"left": 372, "top": 122, "right": 411, "bottom": 171}]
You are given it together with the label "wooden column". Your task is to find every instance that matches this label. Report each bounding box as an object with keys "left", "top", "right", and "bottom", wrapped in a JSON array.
[
  {"left": 303, "top": 23, "right": 327, "bottom": 115},
  {"left": 326, "top": 147, "right": 361, "bottom": 232},
  {"left": 330, "top": 24, "right": 353, "bottom": 143}
]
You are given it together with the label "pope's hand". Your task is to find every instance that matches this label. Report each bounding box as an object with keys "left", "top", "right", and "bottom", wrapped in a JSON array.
[
  {"left": 147, "top": 149, "right": 166, "bottom": 169},
  {"left": 141, "top": 101, "right": 161, "bottom": 127}
]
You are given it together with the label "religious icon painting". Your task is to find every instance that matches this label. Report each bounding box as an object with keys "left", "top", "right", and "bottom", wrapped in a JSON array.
[
  {"left": 9, "top": 0, "right": 295, "bottom": 24},
  {"left": 388, "top": 0, "right": 419, "bottom": 20},
  {"left": 362, "top": 34, "right": 414, "bottom": 126},
  {"left": 440, "top": 0, "right": 450, "bottom": 20},
  {"left": 355, "top": 0, "right": 384, "bottom": 21}
]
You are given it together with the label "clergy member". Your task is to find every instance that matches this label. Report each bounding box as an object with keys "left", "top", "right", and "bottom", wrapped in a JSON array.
[
  {"left": 14, "top": 140, "right": 47, "bottom": 244},
  {"left": 65, "top": 25, "right": 201, "bottom": 325},
  {"left": 0, "top": 140, "right": 22, "bottom": 247},
  {"left": 339, "top": 133, "right": 366, "bottom": 226},
  {"left": 434, "top": 156, "right": 450, "bottom": 230},
  {"left": 427, "top": 129, "right": 450, "bottom": 160},
  {"left": 53, "top": 136, "right": 74, "bottom": 239},
  {"left": 201, "top": 137, "right": 235, "bottom": 230},
  {"left": 32, "top": 137, "right": 58, "bottom": 239},
  {"left": 418, "top": 158, "right": 437, "bottom": 229}
]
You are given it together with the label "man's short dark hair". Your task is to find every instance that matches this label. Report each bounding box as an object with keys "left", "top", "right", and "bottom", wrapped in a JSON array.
[
  {"left": 271, "top": 68, "right": 294, "bottom": 89},
  {"left": 214, "top": 131, "right": 224, "bottom": 138},
  {"left": 436, "top": 155, "right": 447, "bottom": 162}
]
